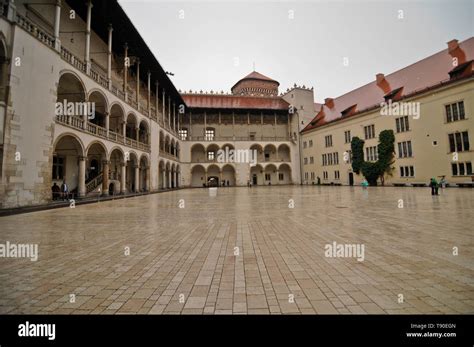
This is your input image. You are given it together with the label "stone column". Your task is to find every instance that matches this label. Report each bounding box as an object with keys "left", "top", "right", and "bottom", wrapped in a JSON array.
[
  {"left": 121, "top": 162, "right": 126, "bottom": 194},
  {"left": 105, "top": 112, "right": 110, "bottom": 137},
  {"left": 162, "top": 90, "right": 166, "bottom": 125},
  {"left": 176, "top": 171, "right": 179, "bottom": 188},
  {"left": 78, "top": 156, "right": 86, "bottom": 197},
  {"left": 168, "top": 97, "right": 171, "bottom": 129},
  {"left": 107, "top": 24, "right": 113, "bottom": 90},
  {"left": 123, "top": 42, "right": 128, "bottom": 97},
  {"left": 135, "top": 127, "right": 139, "bottom": 142},
  {"left": 155, "top": 81, "right": 159, "bottom": 118},
  {"left": 54, "top": 0, "right": 62, "bottom": 52},
  {"left": 173, "top": 103, "right": 176, "bottom": 132},
  {"left": 102, "top": 160, "right": 109, "bottom": 196},
  {"left": 146, "top": 167, "right": 150, "bottom": 192},
  {"left": 134, "top": 165, "right": 140, "bottom": 192},
  {"left": 168, "top": 170, "right": 171, "bottom": 189},
  {"left": 122, "top": 121, "right": 126, "bottom": 138},
  {"left": 162, "top": 170, "right": 166, "bottom": 189},
  {"left": 147, "top": 71, "right": 151, "bottom": 115},
  {"left": 136, "top": 58, "right": 140, "bottom": 104},
  {"left": 85, "top": 0, "right": 93, "bottom": 75}
]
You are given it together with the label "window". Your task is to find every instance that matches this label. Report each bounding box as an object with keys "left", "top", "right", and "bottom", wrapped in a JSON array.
[
  {"left": 205, "top": 128, "right": 215, "bottom": 141},
  {"left": 328, "top": 153, "right": 333, "bottom": 165},
  {"left": 334, "top": 171, "right": 340, "bottom": 180},
  {"left": 207, "top": 151, "right": 215, "bottom": 161},
  {"left": 265, "top": 173, "right": 271, "bottom": 181},
  {"left": 325, "top": 135, "right": 333, "bottom": 147},
  {"left": 178, "top": 128, "right": 188, "bottom": 141},
  {"left": 448, "top": 132, "right": 470, "bottom": 152},
  {"left": 309, "top": 140, "right": 313, "bottom": 147},
  {"left": 344, "top": 130, "right": 351, "bottom": 143},
  {"left": 249, "top": 132, "right": 256, "bottom": 141},
  {"left": 279, "top": 173, "right": 284, "bottom": 181},
  {"left": 310, "top": 156, "right": 314, "bottom": 164},
  {"left": 52, "top": 156, "right": 65, "bottom": 180},
  {"left": 400, "top": 166, "right": 415, "bottom": 177},
  {"left": 304, "top": 157, "right": 308, "bottom": 165},
  {"left": 365, "top": 146, "right": 378, "bottom": 161},
  {"left": 395, "top": 116, "right": 410, "bottom": 133},
  {"left": 364, "top": 124, "right": 375, "bottom": 139},
  {"left": 398, "top": 141, "right": 413, "bottom": 158},
  {"left": 303, "top": 141, "right": 307, "bottom": 149},
  {"left": 323, "top": 171, "right": 328, "bottom": 180},
  {"left": 310, "top": 172, "right": 315, "bottom": 180},
  {"left": 345, "top": 150, "right": 352, "bottom": 164},
  {"left": 334, "top": 152, "right": 339, "bottom": 165},
  {"left": 322, "top": 154, "right": 326, "bottom": 166},
  {"left": 446, "top": 101, "right": 465, "bottom": 123},
  {"left": 452, "top": 162, "right": 472, "bottom": 176}
]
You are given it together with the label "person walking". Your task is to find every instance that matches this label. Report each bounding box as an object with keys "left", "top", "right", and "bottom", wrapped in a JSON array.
[
  {"left": 60, "top": 180, "right": 69, "bottom": 200},
  {"left": 429, "top": 177, "right": 439, "bottom": 196}
]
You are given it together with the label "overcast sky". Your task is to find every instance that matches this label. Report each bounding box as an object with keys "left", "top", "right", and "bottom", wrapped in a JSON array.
[{"left": 119, "top": 0, "right": 474, "bottom": 103}]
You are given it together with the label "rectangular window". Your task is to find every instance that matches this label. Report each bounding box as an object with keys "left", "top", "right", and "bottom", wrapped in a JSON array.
[
  {"left": 458, "top": 101, "right": 465, "bottom": 120},
  {"left": 364, "top": 125, "right": 375, "bottom": 139},
  {"left": 344, "top": 130, "right": 351, "bottom": 143},
  {"left": 207, "top": 151, "right": 215, "bottom": 161},
  {"left": 303, "top": 141, "right": 307, "bottom": 148},
  {"left": 52, "top": 156, "right": 65, "bottom": 180},
  {"left": 304, "top": 157, "right": 308, "bottom": 165},
  {"left": 396, "top": 116, "right": 409, "bottom": 133},
  {"left": 334, "top": 152, "right": 339, "bottom": 165},
  {"left": 279, "top": 173, "right": 284, "bottom": 181},
  {"left": 310, "top": 156, "right": 314, "bottom": 164},
  {"left": 467, "top": 162, "right": 473, "bottom": 175},
  {"left": 309, "top": 140, "right": 313, "bottom": 147},
  {"left": 459, "top": 162, "right": 465, "bottom": 176},
  {"left": 398, "top": 141, "right": 413, "bottom": 158},
  {"left": 462, "top": 131, "right": 470, "bottom": 151},
  {"left": 325, "top": 135, "right": 333, "bottom": 147},
  {"left": 265, "top": 173, "right": 271, "bottom": 181},
  {"left": 205, "top": 128, "right": 215, "bottom": 141},
  {"left": 445, "top": 104, "right": 452, "bottom": 123},
  {"left": 452, "top": 163, "right": 458, "bottom": 176},
  {"left": 334, "top": 171, "right": 340, "bottom": 180},
  {"left": 178, "top": 129, "right": 188, "bottom": 141},
  {"left": 449, "top": 132, "right": 470, "bottom": 152}
]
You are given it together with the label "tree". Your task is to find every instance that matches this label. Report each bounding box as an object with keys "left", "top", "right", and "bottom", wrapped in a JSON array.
[{"left": 350, "top": 130, "right": 395, "bottom": 186}]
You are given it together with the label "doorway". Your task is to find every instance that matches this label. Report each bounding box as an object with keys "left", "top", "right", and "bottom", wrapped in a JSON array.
[
  {"left": 252, "top": 174, "right": 257, "bottom": 185},
  {"left": 349, "top": 172, "right": 354, "bottom": 186}
]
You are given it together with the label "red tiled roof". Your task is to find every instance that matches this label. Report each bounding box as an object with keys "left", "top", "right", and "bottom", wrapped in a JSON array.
[
  {"left": 302, "top": 37, "right": 474, "bottom": 133},
  {"left": 182, "top": 94, "right": 289, "bottom": 111},
  {"left": 231, "top": 71, "right": 280, "bottom": 90}
]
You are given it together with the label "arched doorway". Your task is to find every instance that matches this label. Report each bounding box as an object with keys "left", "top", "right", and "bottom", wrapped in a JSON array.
[
  {"left": 88, "top": 90, "right": 107, "bottom": 128},
  {"left": 139, "top": 155, "right": 149, "bottom": 191},
  {"left": 52, "top": 134, "right": 85, "bottom": 198},
  {"left": 250, "top": 164, "right": 263, "bottom": 186},
  {"left": 222, "top": 164, "right": 236, "bottom": 186},
  {"left": 264, "top": 164, "right": 277, "bottom": 185},
  {"left": 191, "top": 144, "right": 205, "bottom": 162},
  {"left": 126, "top": 152, "right": 138, "bottom": 192},
  {"left": 109, "top": 103, "right": 125, "bottom": 135},
  {"left": 277, "top": 144, "right": 290, "bottom": 162},
  {"left": 191, "top": 165, "right": 205, "bottom": 187},
  {"left": 207, "top": 164, "right": 220, "bottom": 187},
  {"left": 278, "top": 163, "right": 292, "bottom": 184}
]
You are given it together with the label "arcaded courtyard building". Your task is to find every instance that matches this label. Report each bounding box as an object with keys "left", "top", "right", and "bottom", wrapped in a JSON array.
[{"left": 0, "top": 0, "right": 473, "bottom": 209}]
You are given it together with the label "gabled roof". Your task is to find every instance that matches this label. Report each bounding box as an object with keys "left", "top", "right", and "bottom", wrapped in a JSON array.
[{"left": 302, "top": 37, "right": 474, "bottom": 133}]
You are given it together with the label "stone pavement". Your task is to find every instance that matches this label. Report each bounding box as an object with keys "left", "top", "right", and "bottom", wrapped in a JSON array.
[{"left": 0, "top": 186, "right": 473, "bottom": 314}]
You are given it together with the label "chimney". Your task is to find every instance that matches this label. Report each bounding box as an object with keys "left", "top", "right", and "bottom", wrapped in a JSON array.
[
  {"left": 324, "top": 98, "right": 334, "bottom": 108},
  {"left": 376, "top": 73, "right": 385, "bottom": 85},
  {"left": 447, "top": 39, "right": 459, "bottom": 54}
]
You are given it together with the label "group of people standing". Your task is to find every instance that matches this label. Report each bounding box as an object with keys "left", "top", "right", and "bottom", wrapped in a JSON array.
[
  {"left": 429, "top": 176, "right": 447, "bottom": 196},
  {"left": 51, "top": 181, "right": 69, "bottom": 200}
]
